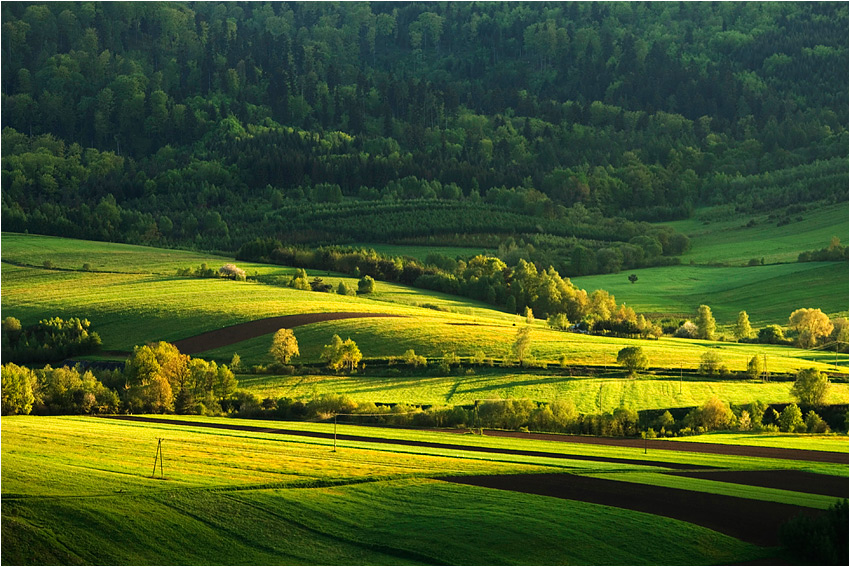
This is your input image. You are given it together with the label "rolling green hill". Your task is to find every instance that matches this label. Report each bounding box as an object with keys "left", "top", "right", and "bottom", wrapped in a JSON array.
[
  {"left": 4, "top": 415, "right": 840, "bottom": 565},
  {"left": 3, "top": 234, "right": 845, "bottom": 380}
]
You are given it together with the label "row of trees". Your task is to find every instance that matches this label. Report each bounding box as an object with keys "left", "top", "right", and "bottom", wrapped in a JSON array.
[
  {"left": 671, "top": 305, "right": 847, "bottom": 352},
  {"left": 1, "top": 316, "right": 102, "bottom": 363},
  {"left": 0, "top": 342, "right": 238, "bottom": 416},
  {"left": 244, "top": 241, "right": 665, "bottom": 338},
  {"left": 231, "top": 390, "right": 844, "bottom": 438}
]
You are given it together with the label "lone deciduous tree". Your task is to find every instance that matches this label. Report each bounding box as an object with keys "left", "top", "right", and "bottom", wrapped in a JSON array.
[
  {"left": 513, "top": 325, "right": 532, "bottom": 366},
  {"left": 270, "top": 328, "right": 299, "bottom": 364},
  {"left": 791, "top": 368, "right": 829, "bottom": 406},
  {"left": 628, "top": 274, "right": 638, "bottom": 284},
  {"left": 617, "top": 346, "right": 648, "bottom": 376},
  {"left": 747, "top": 355, "right": 763, "bottom": 380},
  {"left": 695, "top": 305, "right": 716, "bottom": 340},
  {"left": 789, "top": 308, "right": 833, "bottom": 349},
  {"left": 734, "top": 311, "right": 754, "bottom": 340}
]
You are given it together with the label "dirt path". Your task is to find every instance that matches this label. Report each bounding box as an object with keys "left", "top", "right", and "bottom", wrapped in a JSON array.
[
  {"left": 440, "top": 473, "right": 824, "bottom": 547},
  {"left": 440, "top": 429, "right": 849, "bottom": 464},
  {"left": 172, "top": 312, "right": 403, "bottom": 354}
]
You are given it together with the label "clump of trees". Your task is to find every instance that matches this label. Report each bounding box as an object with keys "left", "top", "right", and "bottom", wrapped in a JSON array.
[
  {"left": 2, "top": 362, "right": 119, "bottom": 416},
  {"left": 1, "top": 316, "right": 101, "bottom": 363},
  {"left": 321, "top": 335, "right": 362, "bottom": 372},
  {"left": 797, "top": 237, "right": 849, "bottom": 262},
  {"left": 121, "top": 342, "right": 237, "bottom": 415}
]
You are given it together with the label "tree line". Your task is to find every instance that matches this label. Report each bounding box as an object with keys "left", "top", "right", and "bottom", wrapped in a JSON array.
[
  {"left": 1, "top": 341, "right": 237, "bottom": 416},
  {"left": 1, "top": 316, "right": 102, "bottom": 363}
]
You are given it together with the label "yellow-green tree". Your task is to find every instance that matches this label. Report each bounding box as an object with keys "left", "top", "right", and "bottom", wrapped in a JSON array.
[
  {"left": 789, "top": 308, "right": 833, "bottom": 349},
  {"left": 270, "top": 328, "right": 299, "bottom": 364}
]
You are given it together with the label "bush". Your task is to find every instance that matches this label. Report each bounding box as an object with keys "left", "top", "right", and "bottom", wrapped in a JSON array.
[
  {"left": 805, "top": 410, "right": 830, "bottom": 434},
  {"left": 358, "top": 275, "right": 375, "bottom": 294},
  {"left": 337, "top": 281, "right": 355, "bottom": 296},
  {"left": 402, "top": 349, "right": 427, "bottom": 368},
  {"left": 674, "top": 321, "right": 698, "bottom": 338},
  {"left": 617, "top": 346, "right": 648, "bottom": 376},
  {"left": 218, "top": 263, "right": 247, "bottom": 281},
  {"left": 698, "top": 351, "right": 722, "bottom": 375},
  {"left": 758, "top": 324, "right": 789, "bottom": 345},
  {"left": 547, "top": 313, "right": 570, "bottom": 331},
  {"left": 779, "top": 403, "right": 805, "bottom": 433}
]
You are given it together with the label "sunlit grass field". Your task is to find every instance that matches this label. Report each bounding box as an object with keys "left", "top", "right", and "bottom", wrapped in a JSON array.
[
  {"left": 662, "top": 201, "right": 849, "bottom": 265},
  {"left": 3, "top": 234, "right": 846, "bottom": 385},
  {"left": 3, "top": 415, "right": 792, "bottom": 565},
  {"left": 667, "top": 432, "right": 850, "bottom": 452},
  {"left": 572, "top": 262, "right": 848, "bottom": 327},
  {"left": 236, "top": 370, "right": 849, "bottom": 411}
]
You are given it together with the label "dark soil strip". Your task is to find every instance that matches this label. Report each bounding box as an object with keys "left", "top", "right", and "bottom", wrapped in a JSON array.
[
  {"left": 172, "top": 312, "right": 404, "bottom": 354},
  {"left": 442, "top": 430, "right": 849, "bottom": 464},
  {"left": 440, "top": 473, "right": 824, "bottom": 547},
  {"left": 98, "top": 415, "right": 713, "bottom": 470},
  {"left": 666, "top": 469, "right": 849, "bottom": 498}
]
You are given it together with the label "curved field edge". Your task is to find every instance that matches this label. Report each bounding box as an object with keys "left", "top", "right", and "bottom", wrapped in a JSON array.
[{"left": 1, "top": 479, "right": 770, "bottom": 566}]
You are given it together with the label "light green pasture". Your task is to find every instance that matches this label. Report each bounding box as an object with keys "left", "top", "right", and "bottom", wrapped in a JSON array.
[
  {"left": 236, "top": 371, "right": 849, "bottom": 411},
  {"left": 666, "top": 432, "right": 850, "bottom": 452},
  {"left": 203, "top": 315, "right": 846, "bottom": 373},
  {"left": 662, "top": 202, "right": 849, "bottom": 265},
  {"left": 572, "top": 262, "right": 848, "bottom": 327},
  {"left": 1, "top": 416, "right": 780, "bottom": 565}
]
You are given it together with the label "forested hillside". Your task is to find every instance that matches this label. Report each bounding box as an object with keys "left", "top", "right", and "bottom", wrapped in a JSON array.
[{"left": 2, "top": 2, "right": 847, "bottom": 269}]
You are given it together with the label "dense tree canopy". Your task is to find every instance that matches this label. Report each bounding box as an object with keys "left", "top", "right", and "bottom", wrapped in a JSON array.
[{"left": 1, "top": 2, "right": 846, "bottom": 267}]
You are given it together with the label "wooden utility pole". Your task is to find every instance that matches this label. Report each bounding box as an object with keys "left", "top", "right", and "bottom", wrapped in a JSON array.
[{"left": 151, "top": 438, "right": 164, "bottom": 479}]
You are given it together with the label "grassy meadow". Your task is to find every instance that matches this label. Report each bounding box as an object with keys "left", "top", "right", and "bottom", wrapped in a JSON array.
[
  {"left": 663, "top": 202, "right": 849, "bottom": 266},
  {"left": 236, "top": 370, "right": 849, "bottom": 411},
  {"left": 572, "top": 262, "right": 847, "bottom": 328},
  {"left": 3, "top": 232, "right": 847, "bottom": 422},
  {"left": 3, "top": 415, "right": 801, "bottom": 565}
]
